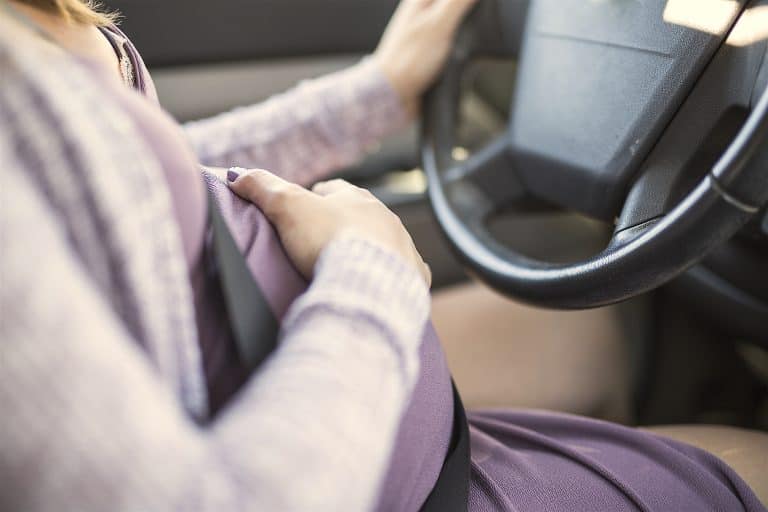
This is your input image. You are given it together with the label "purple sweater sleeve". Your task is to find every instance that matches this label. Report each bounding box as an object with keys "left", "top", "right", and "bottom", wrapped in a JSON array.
[
  {"left": 0, "top": 18, "right": 430, "bottom": 511},
  {"left": 183, "top": 59, "right": 411, "bottom": 185},
  {"left": 2, "top": 163, "right": 430, "bottom": 511}
]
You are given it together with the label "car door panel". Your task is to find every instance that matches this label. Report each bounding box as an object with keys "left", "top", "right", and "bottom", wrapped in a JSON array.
[
  {"left": 107, "top": 0, "right": 398, "bottom": 67},
  {"left": 151, "top": 55, "right": 359, "bottom": 121}
]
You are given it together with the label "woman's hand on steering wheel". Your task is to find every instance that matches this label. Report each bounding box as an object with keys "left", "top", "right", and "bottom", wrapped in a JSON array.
[
  {"left": 228, "top": 169, "right": 432, "bottom": 287},
  {"left": 374, "top": 0, "right": 478, "bottom": 114}
]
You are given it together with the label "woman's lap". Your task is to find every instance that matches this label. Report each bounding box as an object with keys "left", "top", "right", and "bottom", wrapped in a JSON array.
[
  {"left": 375, "top": 319, "right": 765, "bottom": 511},
  {"left": 467, "top": 409, "right": 766, "bottom": 511},
  {"left": 384, "top": 299, "right": 764, "bottom": 511},
  {"left": 432, "top": 282, "right": 631, "bottom": 422},
  {"left": 647, "top": 425, "right": 768, "bottom": 507}
]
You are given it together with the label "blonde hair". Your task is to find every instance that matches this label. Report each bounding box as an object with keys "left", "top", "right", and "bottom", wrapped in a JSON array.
[{"left": 13, "top": 0, "right": 118, "bottom": 26}]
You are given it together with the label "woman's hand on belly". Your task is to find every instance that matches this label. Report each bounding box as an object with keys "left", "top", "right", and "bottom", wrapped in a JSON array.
[
  {"left": 227, "top": 168, "right": 431, "bottom": 286},
  {"left": 374, "top": 0, "right": 478, "bottom": 113}
]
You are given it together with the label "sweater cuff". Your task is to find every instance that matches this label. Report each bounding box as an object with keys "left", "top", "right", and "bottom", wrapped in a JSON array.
[{"left": 282, "top": 235, "right": 430, "bottom": 377}]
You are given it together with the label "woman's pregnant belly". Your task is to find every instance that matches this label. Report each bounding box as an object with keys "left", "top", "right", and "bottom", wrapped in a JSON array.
[{"left": 204, "top": 173, "right": 454, "bottom": 511}]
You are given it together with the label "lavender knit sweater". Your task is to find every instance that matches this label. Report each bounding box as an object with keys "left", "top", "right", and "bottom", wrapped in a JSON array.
[{"left": 0, "top": 12, "right": 432, "bottom": 512}]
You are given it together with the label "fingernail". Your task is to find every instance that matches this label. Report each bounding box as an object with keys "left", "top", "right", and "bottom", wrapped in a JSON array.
[{"left": 227, "top": 169, "right": 240, "bottom": 183}]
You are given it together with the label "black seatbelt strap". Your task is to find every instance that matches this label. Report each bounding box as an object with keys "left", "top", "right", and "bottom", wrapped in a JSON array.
[
  {"left": 208, "top": 194, "right": 279, "bottom": 370},
  {"left": 208, "top": 192, "right": 470, "bottom": 510},
  {"left": 420, "top": 382, "right": 471, "bottom": 512}
]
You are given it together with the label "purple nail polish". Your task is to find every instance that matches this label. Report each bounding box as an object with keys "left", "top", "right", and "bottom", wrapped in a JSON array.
[{"left": 227, "top": 169, "right": 240, "bottom": 183}]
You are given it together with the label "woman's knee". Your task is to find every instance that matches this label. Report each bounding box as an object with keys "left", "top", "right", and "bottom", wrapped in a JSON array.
[
  {"left": 432, "top": 282, "right": 630, "bottom": 421},
  {"left": 647, "top": 425, "right": 768, "bottom": 506}
]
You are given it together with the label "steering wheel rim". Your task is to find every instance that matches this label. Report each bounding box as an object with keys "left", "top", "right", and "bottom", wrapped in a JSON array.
[{"left": 422, "top": 0, "right": 768, "bottom": 309}]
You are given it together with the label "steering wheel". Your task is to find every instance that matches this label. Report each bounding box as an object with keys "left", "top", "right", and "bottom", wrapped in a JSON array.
[{"left": 423, "top": 0, "right": 768, "bottom": 309}]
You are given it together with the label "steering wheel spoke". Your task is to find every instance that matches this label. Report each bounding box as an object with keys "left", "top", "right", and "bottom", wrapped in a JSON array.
[
  {"left": 444, "top": 135, "right": 526, "bottom": 209},
  {"left": 613, "top": 165, "right": 678, "bottom": 242}
]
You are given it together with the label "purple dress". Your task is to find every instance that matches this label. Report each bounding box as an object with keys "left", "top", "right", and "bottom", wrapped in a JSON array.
[{"left": 102, "top": 27, "right": 766, "bottom": 512}]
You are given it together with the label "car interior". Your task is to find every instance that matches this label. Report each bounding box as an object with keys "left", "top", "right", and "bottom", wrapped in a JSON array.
[{"left": 107, "top": 0, "right": 767, "bottom": 479}]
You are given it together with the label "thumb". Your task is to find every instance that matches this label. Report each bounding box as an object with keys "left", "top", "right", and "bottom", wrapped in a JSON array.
[
  {"left": 228, "top": 168, "right": 307, "bottom": 220},
  {"left": 433, "top": 0, "right": 478, "bottom": 30}
]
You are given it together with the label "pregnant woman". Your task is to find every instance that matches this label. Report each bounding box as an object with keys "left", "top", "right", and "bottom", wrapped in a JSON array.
[{"left": 1, "top": 0, "right": 765, "bottom": 510}]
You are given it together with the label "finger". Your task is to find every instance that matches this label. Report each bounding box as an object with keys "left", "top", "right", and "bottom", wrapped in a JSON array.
[
  {"left": 409, "top": 244, "right": 432, "bottom": 287},
  {"left": 398, "top": 0, "right": 436, "bottom": 14},
  {"left": 421, "top": 261, "right": 433, "bottom": 288},
  {"left": 314, "top": 179, "right": 374, "bottom": 199},
  {"left": 229, "top": 169, "right": 306, "bottom": 220},
  {"left": 431, "top": 0, "right": 478, "bottom": 29},
  {"left": 311, "top": 179, "right": 354, "bottom": 196}
]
